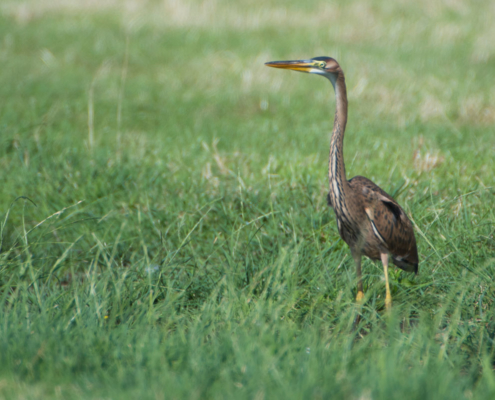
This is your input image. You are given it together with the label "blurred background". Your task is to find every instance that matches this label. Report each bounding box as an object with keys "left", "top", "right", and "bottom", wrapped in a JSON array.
[
  {"left": 1, "top": 0, "right": 493, "bottom": 256},
  {"left": 0, "top": 0, "right": 495, "bottom": 398}
]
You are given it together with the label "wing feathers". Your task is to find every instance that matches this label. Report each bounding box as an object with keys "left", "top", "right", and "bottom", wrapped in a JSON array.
[{"left": 348, "top": 175, "right": 419, "bottom": 271}]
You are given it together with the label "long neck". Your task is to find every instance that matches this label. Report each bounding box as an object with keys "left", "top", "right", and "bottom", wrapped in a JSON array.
[{"left": 328, "top": 71, "right": 349, "bottom": 199}]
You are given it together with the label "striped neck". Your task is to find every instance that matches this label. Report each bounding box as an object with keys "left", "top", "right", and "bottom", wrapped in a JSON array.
[{"left": 328, "top": 71, "right": 349, "bottom": 209}]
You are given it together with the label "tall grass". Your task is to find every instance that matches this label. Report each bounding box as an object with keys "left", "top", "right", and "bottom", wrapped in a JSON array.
[{"left": 0, "top": 0, "right": 494, "bottom": 398}]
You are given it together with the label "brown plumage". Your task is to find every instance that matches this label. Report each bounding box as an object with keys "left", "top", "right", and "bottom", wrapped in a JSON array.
[{"left": 265, "top": 56, "right": 418, "bottom": 309}]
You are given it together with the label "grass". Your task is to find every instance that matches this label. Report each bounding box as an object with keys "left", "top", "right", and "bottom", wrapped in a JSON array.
[{"left": 0, "top": 0, "right": 495, "bottom": 398}]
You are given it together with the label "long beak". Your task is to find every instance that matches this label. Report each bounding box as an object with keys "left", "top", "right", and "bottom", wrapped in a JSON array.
[{"left": 264, "top": 59, "right": 315, "bottom": 73}]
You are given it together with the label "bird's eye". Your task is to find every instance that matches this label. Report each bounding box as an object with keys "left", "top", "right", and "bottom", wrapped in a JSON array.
[{"left": 316, "top": 61, "right": 326, "bottom": 69}]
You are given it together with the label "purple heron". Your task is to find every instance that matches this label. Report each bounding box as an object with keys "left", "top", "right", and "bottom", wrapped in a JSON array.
[{"left": 265, "top": 57, "right": 418, "bottom": 310}]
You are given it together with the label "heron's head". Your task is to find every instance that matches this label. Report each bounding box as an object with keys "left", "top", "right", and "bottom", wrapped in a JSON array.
[{"left": 265, "top": 56, "right": 342, "bottom": 86}]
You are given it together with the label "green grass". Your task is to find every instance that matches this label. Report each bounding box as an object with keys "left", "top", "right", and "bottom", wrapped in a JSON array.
[{"left": 1, "top": 0, "right": 495, "bottom": 398}]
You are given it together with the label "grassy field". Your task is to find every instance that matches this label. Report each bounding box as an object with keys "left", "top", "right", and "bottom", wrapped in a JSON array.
[{"left": 0, "top": 0, "right": 495, "bottom": 398}]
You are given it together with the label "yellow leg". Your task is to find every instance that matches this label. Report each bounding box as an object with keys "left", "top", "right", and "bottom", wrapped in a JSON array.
[
  {"left": 352, "top": 251, "right": 365, "bottom": 329},
  {"left": 353, "top": 252, "right": 364, "bottom": 303},
  {"left": 381, "top": 253, "right": 392, "bottom": 311}
]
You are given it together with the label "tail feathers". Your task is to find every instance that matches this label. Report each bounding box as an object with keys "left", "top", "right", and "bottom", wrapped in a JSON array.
[{"left": 393, "top": 257, "right": 418, "bottom": 275}]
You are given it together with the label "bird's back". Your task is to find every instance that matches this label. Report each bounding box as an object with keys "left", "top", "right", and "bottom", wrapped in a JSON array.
[{"left": 346, "top": 176, "right": 418, "bottom": 273}]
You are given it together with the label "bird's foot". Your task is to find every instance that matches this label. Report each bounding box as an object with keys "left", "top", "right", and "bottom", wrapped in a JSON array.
[
  {"left": 352, "top": 291, "right": 365, "bottom": 330},
  {"left": 385, "top": 294, "right": 392, "bottom": 311}
]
